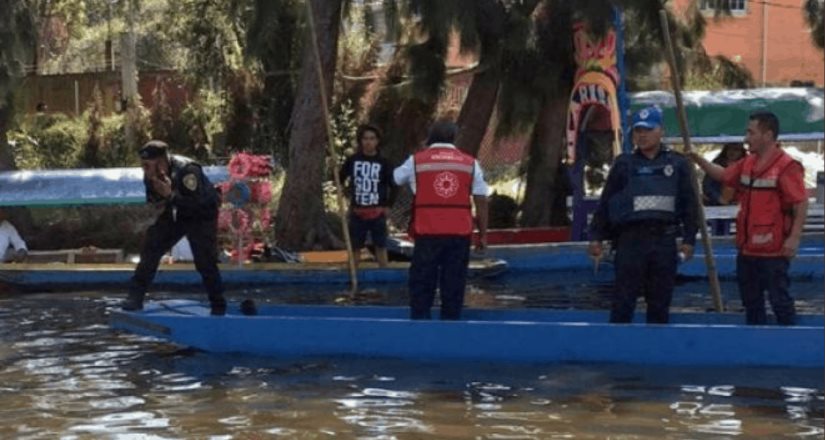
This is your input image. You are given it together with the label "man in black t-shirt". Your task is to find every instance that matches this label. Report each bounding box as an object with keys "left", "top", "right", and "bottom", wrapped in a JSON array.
[{"left": 339, "top": 124, "right": 394, "bottom": 267}]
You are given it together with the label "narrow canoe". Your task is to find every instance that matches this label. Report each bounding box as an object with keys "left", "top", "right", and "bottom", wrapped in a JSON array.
[
  {"left": 110, "top": 300, "right": 824, "bottom": 368},
  {"left": 388, "top": 232, "right": 824, "bottom": 279},
  {"left": 0, "top": 258, "right": 508, "bottom": 291}
]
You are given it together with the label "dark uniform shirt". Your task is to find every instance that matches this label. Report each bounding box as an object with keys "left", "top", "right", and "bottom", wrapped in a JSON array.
[
  {"left": 144, "top": 155, "right": 219, "bottom": 220},
  {"left": 589, "top": 146, "right": 698, "bottom": 245}
]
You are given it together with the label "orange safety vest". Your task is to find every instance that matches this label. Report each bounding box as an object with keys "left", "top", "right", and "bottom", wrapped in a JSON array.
[
  {"left": 411, "top": 147, "right": 475, "bottom": 237},
  {"left": 736, "top": 150, "right": 798, "bottom": 256}
]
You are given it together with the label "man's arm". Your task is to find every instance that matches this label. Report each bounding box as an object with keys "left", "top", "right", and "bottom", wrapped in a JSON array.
[
  {"left": 393, "top": 156, "right": 414, "bottom": 187},
  {"left": 690, "top": 153, "right": 725, "bottom": 182},
  {"left": 783, "top": 199, "right": 809, "bottom": 257},
  {"left": 473, "top": 195, "right": 488, "bottom": 252},
  {"left": 780, "top": 162, "right": 809, "bottom": 258},
  {"left": 588, "top": 157, "right": 627, "bottom": 243},
  {"left": 338, "top": 157, "right": 352, "bottom": 185}
]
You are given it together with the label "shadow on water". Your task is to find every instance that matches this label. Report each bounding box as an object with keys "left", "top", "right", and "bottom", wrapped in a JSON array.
[{"left": 0, "top": 278, "right": 822, "bottom": 438}]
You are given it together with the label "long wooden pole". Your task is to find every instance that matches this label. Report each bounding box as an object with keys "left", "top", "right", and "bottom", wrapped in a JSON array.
[
  {"left": 658, "top": 10, "right": 723, "bottom": 312},
  {"left": 305, "top": 0, "right": 358, "bottom": 293}
]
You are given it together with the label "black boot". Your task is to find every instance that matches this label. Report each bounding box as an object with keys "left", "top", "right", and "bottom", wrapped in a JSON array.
[
  {"left": 122, "top": 296, "right": 144, "bottom": 311},
  {"left": 210, "top": 298, "right": 227, "bottom": 316}
]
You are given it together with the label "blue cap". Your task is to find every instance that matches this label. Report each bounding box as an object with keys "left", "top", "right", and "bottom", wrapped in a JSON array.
[{"left": 632, "top": 106, "right": 663, "bottom": 129}]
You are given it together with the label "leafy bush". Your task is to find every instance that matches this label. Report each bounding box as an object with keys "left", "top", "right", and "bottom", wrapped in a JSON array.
[{"left": 8, "top": 113, "right": 85, "bottom": 169}]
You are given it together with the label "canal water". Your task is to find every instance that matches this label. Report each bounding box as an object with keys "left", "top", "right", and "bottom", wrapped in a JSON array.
[{"left": 0, "top": 277, "right": 822, "bottom": 438}]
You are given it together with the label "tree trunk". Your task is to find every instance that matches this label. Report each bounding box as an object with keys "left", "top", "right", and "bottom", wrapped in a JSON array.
[
  {"left": 519, "top": 93, "right": 571, "bottom": 227},
  {"left": 0, "top": 102, "right": 17, "bottom": 171},
  {"left": 274, "top": 0, "right": 343, "bottom": 251},
  {"left": 455, "top": 66, "right": 499, "bottom": 157}
]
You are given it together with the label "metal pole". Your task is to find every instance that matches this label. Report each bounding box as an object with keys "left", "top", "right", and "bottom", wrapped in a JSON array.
[
  {"left": 74, "top": 80, "right": 80, "bottom": 116},
  {"left": 305, "top": 0, "right": 359, "bottom": 294},
  {"left": 761, "top": 1, "right": 768, "bottom": 86},
  {"left": 659, "top": 10, "right": 724, "bottom": 312}
]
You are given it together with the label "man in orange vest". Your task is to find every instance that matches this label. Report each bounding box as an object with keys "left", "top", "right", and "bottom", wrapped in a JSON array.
[
  {"left": 693, "top": 111, "right": 808, "bottom": 325},
  {"left": 393, "top": 120, "right": 489, "bottom": 320}
]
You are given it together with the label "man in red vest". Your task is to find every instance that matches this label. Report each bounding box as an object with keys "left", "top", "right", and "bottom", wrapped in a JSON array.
[
  {"left": 394, "top": 120, "right": 489, "bottom": 320},
  {"left": 693, "top": 111, "right": 808, "bottom": 325}
]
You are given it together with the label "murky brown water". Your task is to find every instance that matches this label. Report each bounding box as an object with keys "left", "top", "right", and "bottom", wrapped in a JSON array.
[{"left": 0, "top": 280, "right": 822, "bottom": 439}]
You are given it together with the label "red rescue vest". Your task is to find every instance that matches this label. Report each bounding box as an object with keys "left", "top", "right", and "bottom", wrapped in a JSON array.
[
  {"left": 411, "top": 147, "right": 475, "bottom": 237},
  {"left": 736, "top": 149, "right": 797, "bottom": 256}
]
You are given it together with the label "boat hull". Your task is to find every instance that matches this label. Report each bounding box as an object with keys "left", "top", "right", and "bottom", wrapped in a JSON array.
[
  {"left": 0, "top": 259, "right": 507, "bottom": 291},
  {"left": 110, "top": 300, "right": 824, "bottom": 368},
  {"left": 482, "top": 233, "right": 824, "bottom": 279}
]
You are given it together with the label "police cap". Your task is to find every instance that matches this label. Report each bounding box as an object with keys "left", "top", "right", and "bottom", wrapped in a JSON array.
[{"left": 138, "top": 140, "right": 169, "bottom": 160}]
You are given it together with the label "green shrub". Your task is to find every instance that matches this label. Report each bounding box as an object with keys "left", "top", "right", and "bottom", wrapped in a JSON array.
[{"left": 8, "top": 113, "right": 86, "bottom": 169}]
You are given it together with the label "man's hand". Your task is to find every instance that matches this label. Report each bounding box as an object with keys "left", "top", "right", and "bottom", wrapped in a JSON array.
[
  {"left": 588, "top": 241, "right": 603, "bottom": 259},
  {"left": 782, "top": 234, "right": 801, "bottom": 258},
  {"left": 679, "top": 243, "right": 694, "bottom": 262},
  {"left": 686, "top": 151, "right": 700, "bottom": 161},
  {"left": 151, "top": 172, "right": 173, "bottom": 199},
  {"left": 13, "top": 248, "right": 27, "bottom": 262}
]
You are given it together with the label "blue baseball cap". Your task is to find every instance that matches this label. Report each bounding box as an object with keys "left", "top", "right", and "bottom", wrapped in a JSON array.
[{"left": 632, "top": 106, "right": 663, "bottom": 129}]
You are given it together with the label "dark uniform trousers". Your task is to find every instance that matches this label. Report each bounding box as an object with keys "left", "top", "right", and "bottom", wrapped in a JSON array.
[
  {"left": 128, "top": 210, "right": 226, "bottom": 312},
  {"left": 736, "top": 254, "right": 796, "bottom": 325},
  {"left": 612, "top": 222, "right": 678, "bottom": 324},
  {"left": 409, "top": 236, "right": 471, "bottom": 320}
]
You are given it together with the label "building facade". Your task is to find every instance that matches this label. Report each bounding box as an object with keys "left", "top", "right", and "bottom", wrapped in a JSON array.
[{"left": 676, "top": 0, "right": 824, "bottom": 86}]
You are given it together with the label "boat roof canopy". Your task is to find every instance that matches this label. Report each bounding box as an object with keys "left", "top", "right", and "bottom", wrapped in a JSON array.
[
  {"left": 629, "top": 87, "right": 825, "bottom": 144},
  {"left": 0, "top": 166, "right": 228, "bottom": 207}
]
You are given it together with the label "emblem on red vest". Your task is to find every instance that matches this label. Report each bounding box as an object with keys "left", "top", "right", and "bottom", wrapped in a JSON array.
[{"left": 433, "top": 172, "right": 459, "bottom": 198}]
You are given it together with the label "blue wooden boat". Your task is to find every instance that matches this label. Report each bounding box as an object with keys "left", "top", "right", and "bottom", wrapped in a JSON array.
[
  {"left": 0, "top": 259, "right": 507, "bottom": 291},
  {"left": 482, "top": 233, "right": 825, "bottom": 280},
  {"left": 383, "top": 231, "right": 824, "bottom": 280},
  {"left": 110, "top": 299, "right": 824, "bottom": 368}
]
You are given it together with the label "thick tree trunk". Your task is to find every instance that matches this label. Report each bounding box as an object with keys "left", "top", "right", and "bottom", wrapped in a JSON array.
[
  {"left": 519, "top": 93, "right": 571, "bottom": 227},
  {"left": 455, "top": 66, "right": 499, "bottom": 157},
  {"left": 274, "top": 0, "right": 343, "bottom": 251},
  {"left": 0, "top": 103, "right": 17, "bottom": 171}
]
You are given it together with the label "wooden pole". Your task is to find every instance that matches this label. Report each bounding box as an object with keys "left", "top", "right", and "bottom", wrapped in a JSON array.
[
  {"left": 305, "top": 0, "right": 359, "bottom": 294},
  {"left": 659, "top": 10, "right": 724, "bottom": 312}
]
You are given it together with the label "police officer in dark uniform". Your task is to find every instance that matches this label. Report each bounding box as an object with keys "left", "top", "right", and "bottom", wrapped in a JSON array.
[
  {"left": 122, "top": 140, "right": 227, "bottom": 315},
  {"left": 587, "top": 106, "right": 698, "bottom": 324}
]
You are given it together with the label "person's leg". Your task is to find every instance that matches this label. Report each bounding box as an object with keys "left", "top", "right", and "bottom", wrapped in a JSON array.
[
  {"left": 125, "top": 214, "right": 183, "bottom": 310},
  {"left": 186, "top": 219, "right": 226, "bottom": 315},
  {"left": 347, "top": 213, "right": 367, "bottom": 269},
  {"left": 371, "top": 214, "right": 389, "bottom": 268},
  {"left": 438, "top": 236, "right": 471, "bottom": 320},
  {"left": 644, "top": 236, "right": 677, "bottom": 324},
  {"left": 737, "top": 254, "right": 767, "bottom": 325},
  {"left": 409, "top": 236, "right": 440, "bottom": 319},
  {"left": 611, "top": 231, "right": 645, "bottom": 323},
  {"left": 764, "top": 257, "right": 795, "bottom": 325}
]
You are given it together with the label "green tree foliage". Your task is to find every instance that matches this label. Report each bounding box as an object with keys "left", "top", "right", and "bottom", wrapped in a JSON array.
[
  {"left": 0, "top": 0, "right": 36, "bottom": 171},
  {"left": 804, "top": 0, "right": 824, "bottom": 51},
  {"left": 245, "top": 0, "right": 303, "bottom": 163},
  {"left": 8, "top": 113, "right": 85, "bottom": 168}
]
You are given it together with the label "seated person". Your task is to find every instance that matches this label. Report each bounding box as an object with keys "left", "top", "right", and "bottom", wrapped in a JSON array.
[
  {"left": 0, "top": 210, "right": 27, "bottom": 262},
  {"left": 702, "top": 142, "right": 746, "bottom": 206}
]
